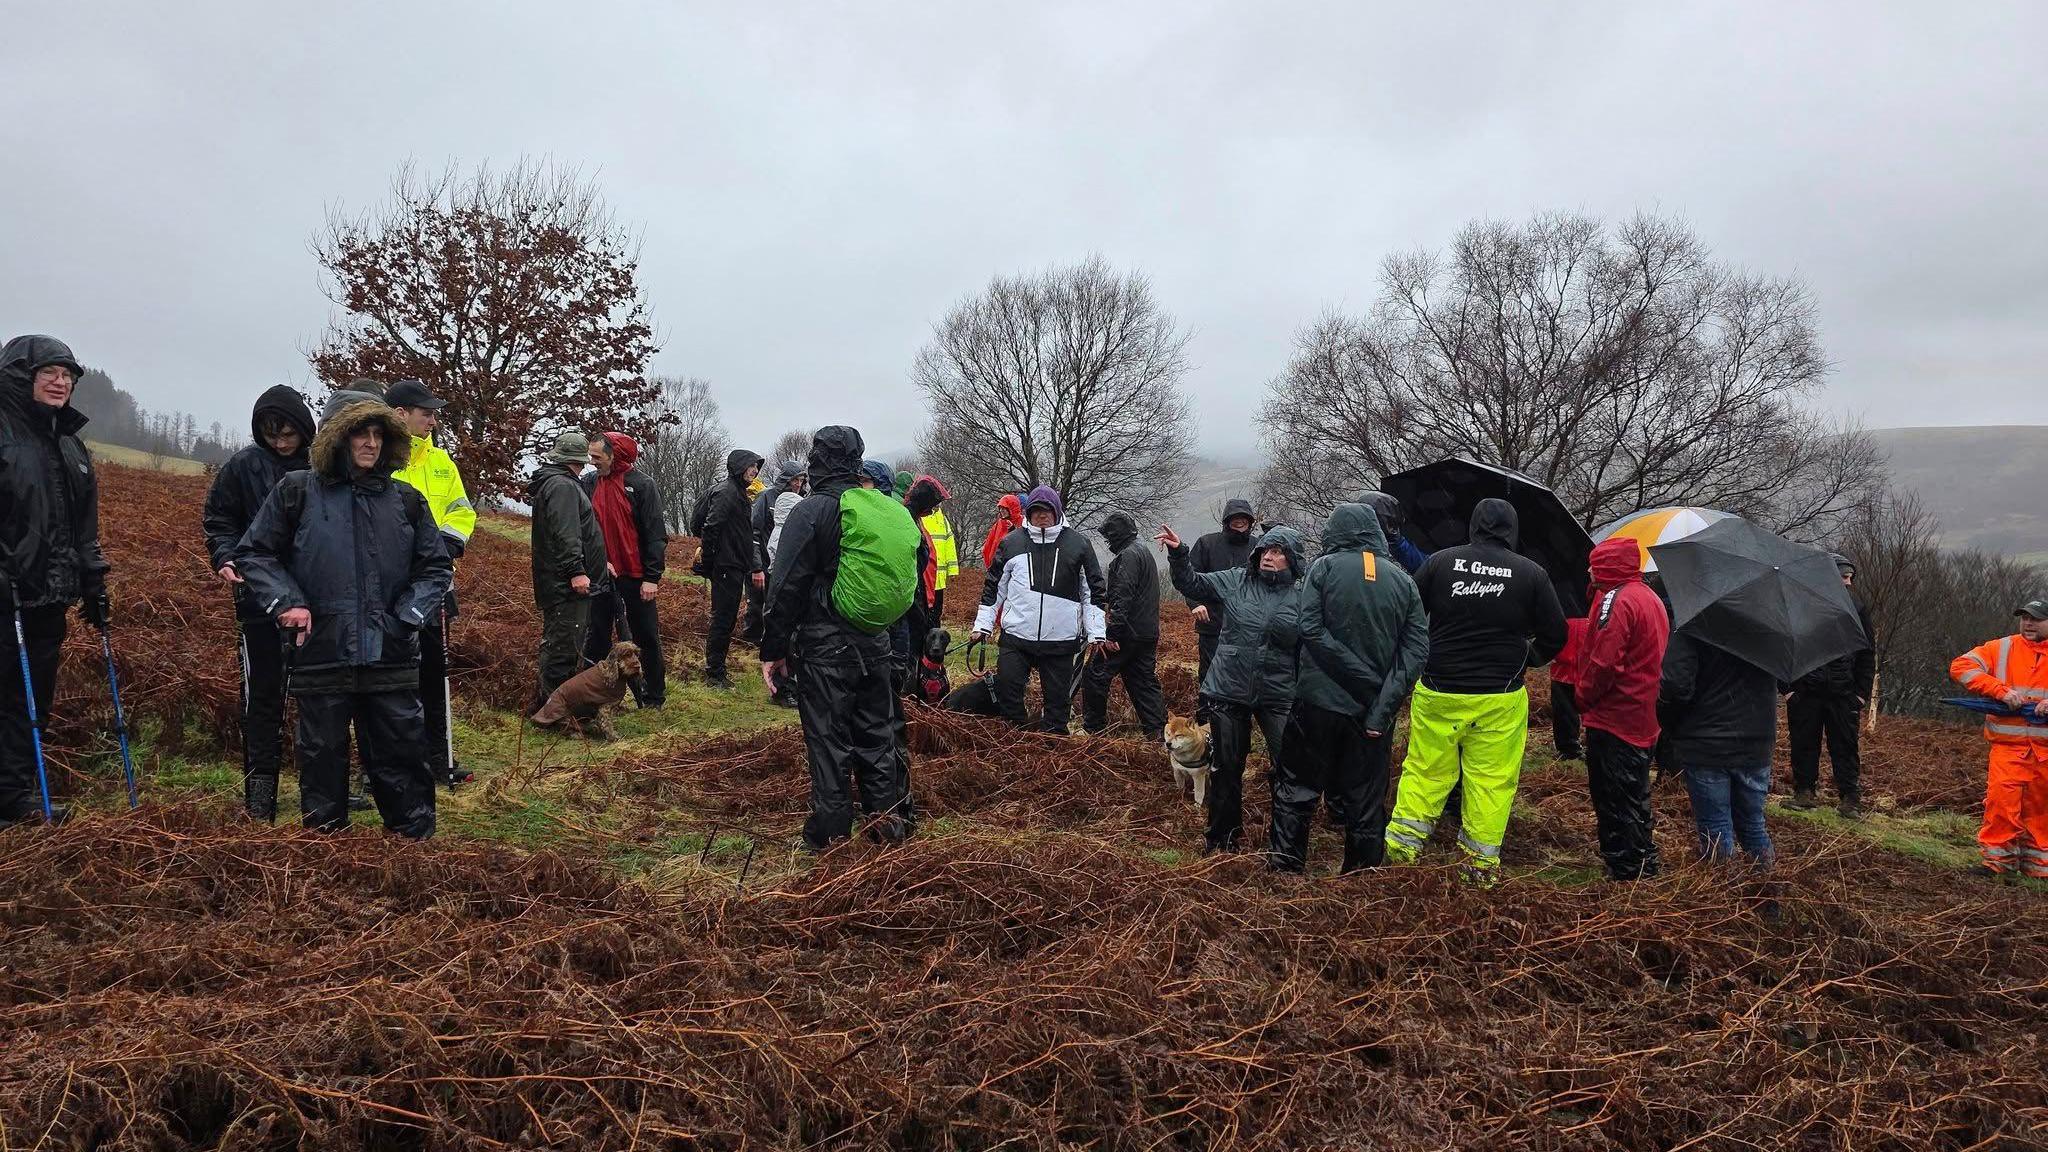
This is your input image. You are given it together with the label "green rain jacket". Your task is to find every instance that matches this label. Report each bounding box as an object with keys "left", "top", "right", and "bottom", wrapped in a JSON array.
[
  {"left": 1168, "top": 525, "right": 1305, "bottom": 709},
  {"left": 1295, "top": 503, "right": 1432, "bottom": 731}
]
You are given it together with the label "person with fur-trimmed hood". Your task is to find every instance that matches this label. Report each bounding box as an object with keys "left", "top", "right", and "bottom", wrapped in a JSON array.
[
  {"left": 201, "top": 384, "right": 316, "bottom": 821},
  {"left": 234, "top": 399, "right": 453, "bottom": 836},
  {"left": 972, "top": 486, "right": 1107, "bottom": 733}
]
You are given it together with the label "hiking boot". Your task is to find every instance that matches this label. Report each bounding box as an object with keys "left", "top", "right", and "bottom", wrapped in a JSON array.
[
  {"left": 245, "top": 774, "right": 279, "bottom": 823},
  {"left": 1968, "top": 863, "right": 2006, "bottom": 880},
  {"left": 1836, "top": 794, "right": 1865, "bottom": 821},
  {"left": 347, "top": 792, "right": 374, "bottom": 813},
  {"left": 1786, "top": 788, "right": 1820, "bottom": 810},
  {"left": 444, "top": 765, "right": 475, "bottom": 788},
  {"left": 704, "top": 674, "right": 733, "bottom": 691},
  {"left": 0, "top": 803, "right": 70, "bottom": 829}
]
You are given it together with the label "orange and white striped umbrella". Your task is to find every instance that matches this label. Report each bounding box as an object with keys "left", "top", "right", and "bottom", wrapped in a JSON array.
[{"left": 1595, "top": 506, "right": 1735, "bottom": 572}]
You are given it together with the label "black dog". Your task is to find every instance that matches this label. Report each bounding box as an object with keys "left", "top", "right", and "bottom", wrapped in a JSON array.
[{"left": 911, "top": 628, "right": 952, "bottom": 705}]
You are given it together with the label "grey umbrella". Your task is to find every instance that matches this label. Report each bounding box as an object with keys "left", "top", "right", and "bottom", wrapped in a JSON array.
[{"left": 1649, "top": 517, "right": 1868, "bottom": 683}]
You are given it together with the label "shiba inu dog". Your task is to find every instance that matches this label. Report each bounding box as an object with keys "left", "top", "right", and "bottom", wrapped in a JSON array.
[{"left": 1163, "top": 714, "right": 1213, "bottom": 806}]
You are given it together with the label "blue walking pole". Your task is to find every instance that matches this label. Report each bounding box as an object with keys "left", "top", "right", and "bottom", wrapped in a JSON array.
[
  {"left": 97, "top": 624, "right": 139, "bottom": 809},
  {"left": 7, "top": 582, "right": 54, "bottom": 823}
]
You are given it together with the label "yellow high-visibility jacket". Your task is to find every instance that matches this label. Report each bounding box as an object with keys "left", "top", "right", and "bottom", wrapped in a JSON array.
[
  {"left": 394, "top": 435, "right": 476, "bottom": 551},
  {"left": 921, "top": 507, "right": 960, "bottom": 591}
]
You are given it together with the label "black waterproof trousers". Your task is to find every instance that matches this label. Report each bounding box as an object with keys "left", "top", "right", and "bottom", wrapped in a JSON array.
[
  {"left": 420, "top": 612, "right": 452, "bottom": 777},
  {"left": 1586, "top": 726, "right": 1659, "bottom": 880},
  {"left": 1195, "top": 631, "right": 1219, "bottom": 725},
  {"left": 795, "top": 630, "right": 909, "bottom": 849},
  {"left": 0, "top": 605, "right": 66, "bottom": 823},
  {"left": 533, "top": 598, "right": 591, "bottom": 712},
  {"left": 587, "top": 584, "right": 667, "bottom": 706},
  {"left": 238, "top": 615, "right": 288, "bottom": 785},
  {"left": 1551, "top": 679, "right": 1583, "bottom": 759},
  {"left": 995, "top": 644, "right": 1079, "bottom": 733},
  {"left": 706, "top": 571, "right": 746, "bottom": 682},
  {"left": 296, "top": 690, "right": 435, "bottom": 837},
  {"left": 1080, "top": 639, "right": 1168, "bottom": 738},
  {"left": 1272, "top": 702, "right": 1390, "bottom": 872},
  {"left": 740, "top": 577, "right": 764, "bottom": 645},
  {"left": 1788, "top": 691, "right": 1861, "bottom": 800},
  {"left": 1207, "top": 700, "right": 1287, "bottom": 852}
]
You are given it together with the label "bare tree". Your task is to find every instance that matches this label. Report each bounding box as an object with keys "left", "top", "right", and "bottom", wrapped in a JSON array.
[
  {"left": 1834, "top": 488, "right": 1940, "bottom": 719},
  {"left": 637, "top": 376, "right": 729, "bottom": 533},
  {"left": 913, "top": 256, "right": 1196, "bottom": 529},
  {"left": 768, "top": 427, "right": 814, "bottom": 471},
  {"left": 310, "top": 158, "right": 662, "bottom": 495},
  {"left": 1256, "top": 212, "right": 1884, "bottom": 538}
]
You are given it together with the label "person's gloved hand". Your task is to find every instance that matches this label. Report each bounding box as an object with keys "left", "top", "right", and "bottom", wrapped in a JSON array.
[
  {"left": 82, "top": 583, "right": 112, "bottom": 630},
  {"left": 444, "top": 535, "right": 466, "bottom": 561}
]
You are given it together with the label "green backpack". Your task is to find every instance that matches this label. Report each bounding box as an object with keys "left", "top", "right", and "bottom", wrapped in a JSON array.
[{"left": 831, "top": 488, "right": 921, "bottom": 633}]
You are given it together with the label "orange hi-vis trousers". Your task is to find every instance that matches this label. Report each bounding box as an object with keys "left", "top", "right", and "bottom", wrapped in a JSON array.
[{"left": 1952, "top": 633, "right": 2048, "bottom": 877}]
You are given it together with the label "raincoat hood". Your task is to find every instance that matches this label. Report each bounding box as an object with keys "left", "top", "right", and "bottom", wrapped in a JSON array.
[
  {"left": 1024, "top": 485, "right": 1064, "bottom": 522},
  {"left": 1221, "top": 497, "right": 1255, "bottom": 538},
  {"left": 861, "top": 459, "right": 895, "bottom": 490},
  {"left": 996, "top": 493, "right": 1023, "bottom": 522},
  {"left": 804, "top": 427, "right": 864, "bottom": 496},
  {"left": 1352, "top": 491, "right": 1404, "bottom": 541},
  {"left": 1470, "top": 498, "right": 1519, "bottom": 549},
  {"left": 725, "top": 448, "right": 764, "bottom": 485},
  {"left": 250, "top": 385, "right": 315, "bottom": 450},
  {"left": 310, "top": 401, "right": 412, "bottom": 481},
  {"left": 1589, "top": 536, "right": 1645, "bottom": 588},
  {"left": 0, "top": 335, "right": 85, "bottom": 391},
  {"left": 894, "top": 470, "right": 914, "bottom": 500},
  {"left": 0, "top": 335, "right": 89, "bottom": 431},
  {"left": 1320, "top": 503, "right": 1390, "bottom": 557},
  {"left": 1101, "top": 512, "right": 1139, "bottom": 549},
  {"left": 906, "top": 475, "right": 949, "bottom": 517},
  {"left": 1247, "top": 525, "right": 1306, "bottom": 584},
  {"left": 777, "top": 458, "right": 807, "bottom": 488},
  {"left": 602, "top": 431, "right": 640, "bottom": 472}
]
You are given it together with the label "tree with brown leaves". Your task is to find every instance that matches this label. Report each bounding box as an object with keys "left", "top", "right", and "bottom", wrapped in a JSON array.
[{"left": 309, "top": 160, "right": 662, "bottom": 496}]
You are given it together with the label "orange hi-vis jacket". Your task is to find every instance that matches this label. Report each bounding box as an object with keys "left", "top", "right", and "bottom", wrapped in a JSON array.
[{"left": 1951, "top": 633, "right": 2048, "bottom": 744}]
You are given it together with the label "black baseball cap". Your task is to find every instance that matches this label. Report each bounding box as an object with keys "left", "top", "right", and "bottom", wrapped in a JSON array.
[
  {"left": 2016, "top": 600, "right": 2048, "bottom": 622},
  {"left": 385, "top": 378, "right": 447, "bottom": 410}
]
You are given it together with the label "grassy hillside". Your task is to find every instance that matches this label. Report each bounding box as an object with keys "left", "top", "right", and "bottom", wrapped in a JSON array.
[{"left": 83, "top": 438, "right": 208, "bottom": 476}]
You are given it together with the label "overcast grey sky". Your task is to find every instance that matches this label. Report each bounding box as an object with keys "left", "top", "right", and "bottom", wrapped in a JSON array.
[{"left": 4, "top": 1, "right": 2042, "bottom": 460}]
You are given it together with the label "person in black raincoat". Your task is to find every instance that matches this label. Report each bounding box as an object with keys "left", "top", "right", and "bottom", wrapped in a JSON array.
[
  {"left": 1783, "top": 553, "right": 1875, "bottom": 818},
  {"left": 0, "top": 335, "right": 110, "bottom": 828},
  {"left": 234, "top": 399, "right": 452, "bottom": 836},
  {"left": 1160, "top": 521, "right": 1304, "bottom": 854},
  {"left": 1278, "top": 504, "right": 1430, "bottom": 873},
  {"left": 1186, "top": 498, "right": 1258, "bottom": 725},
  {"left": 760, "top": 426, "right": 911, "bottom": 849},
  {"left": 527, "top": 433, "right": 608, "bottom": 711},
  {"left": 201, "top": 384, "right": 316, "bottom": 821},
  {"left": 1081, "top": 512, "right": 1168, "bottom": 740},
  {"left": 699, "top": 448, "right": 764, "bottom": 687}
]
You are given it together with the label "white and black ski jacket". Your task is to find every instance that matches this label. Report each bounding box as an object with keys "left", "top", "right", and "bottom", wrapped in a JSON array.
[{"left": 974, "top": 522, "right": 1107, "bottom": 654}]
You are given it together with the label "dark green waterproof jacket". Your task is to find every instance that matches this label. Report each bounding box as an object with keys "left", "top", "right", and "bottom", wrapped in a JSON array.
[
  {"left": 1168, "top": 525, "right": 1304, "bottom": 709},
  {"left": 1295, "top": 503, "right": 1432, "bottom": 731}
]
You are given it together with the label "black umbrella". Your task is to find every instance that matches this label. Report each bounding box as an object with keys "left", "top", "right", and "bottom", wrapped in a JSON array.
[
  {"left": 1649, "top": 517, "right": 1867, "bottom": 683},
  {"left": 1380, "top": 457, "right": 1594, "bottom": 614}
]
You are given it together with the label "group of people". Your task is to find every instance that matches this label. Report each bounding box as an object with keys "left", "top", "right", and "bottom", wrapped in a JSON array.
[{"left": 1, "top": 337, "right": 2043, "bottom": 884}]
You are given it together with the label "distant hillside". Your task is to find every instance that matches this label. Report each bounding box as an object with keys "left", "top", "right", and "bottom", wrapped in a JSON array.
[{"left": 1870, "top": 426, "right": 2048, "bottom": 563}]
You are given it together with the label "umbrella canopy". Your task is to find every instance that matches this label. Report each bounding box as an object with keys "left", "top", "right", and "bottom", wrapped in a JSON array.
[
  {"left": 1649, "top": 517, "right": 1868, "bottom": 683},
  {"left": 1381, "top": 457, "right": 1594, "bottom": 614},
  {"left": 1595, "top": 506, "right": 1736, "bottom": 573}
]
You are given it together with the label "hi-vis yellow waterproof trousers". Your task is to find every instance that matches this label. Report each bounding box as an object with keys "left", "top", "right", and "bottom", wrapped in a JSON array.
[{"left": 1385, "top": 683, "right": 1530, "bottom": 877}]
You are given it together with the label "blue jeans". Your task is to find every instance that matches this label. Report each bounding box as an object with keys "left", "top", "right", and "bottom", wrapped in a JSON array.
[{"left": 1683, "top": 761, "right": 1775, "bottom": 866}]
